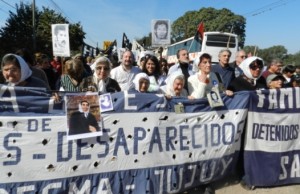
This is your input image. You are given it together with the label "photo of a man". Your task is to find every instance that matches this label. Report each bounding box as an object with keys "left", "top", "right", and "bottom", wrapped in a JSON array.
[
  {"left": 66, "top": 93, "right": 102, "bottom": 140},
  {"left": 69, "top": 100, "right": 100, "bottom": 135},
  {"left": 151, "top": 19, "right": 171, "bottom": 46},
  {"left": 52, "top": 24, "right": 70, "bottom": 57}
]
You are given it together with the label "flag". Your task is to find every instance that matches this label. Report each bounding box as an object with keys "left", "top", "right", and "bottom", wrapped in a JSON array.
[
  {"left": 194, "top": 21, "right": 204, "bottom": 41},
  {"left": 122, "top": 33, "right": 132, "bottom": 50},
  {"left": 103, "top": 40, "right": 117, "bottom": 56},
  {"left": 132, "top": 39, "right": 144, "bottom": 51}
]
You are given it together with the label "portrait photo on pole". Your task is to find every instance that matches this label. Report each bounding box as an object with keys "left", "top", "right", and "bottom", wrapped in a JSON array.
[
  {"left": 65, "top": 93, "right": 103, "bottom": 140},
  {"left": 151, "top": 19, "right": 171, "bottom": 47},
  {"left": 52, "top": 24, "right": 70, "bottom": 57}
]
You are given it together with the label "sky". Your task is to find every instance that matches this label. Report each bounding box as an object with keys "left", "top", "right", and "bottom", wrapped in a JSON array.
[{"left": 0, "top": 0, "right": 299, "bottom": 54}]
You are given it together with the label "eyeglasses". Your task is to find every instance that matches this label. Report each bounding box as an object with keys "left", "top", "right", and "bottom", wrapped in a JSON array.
[
  {"left": 249, "top": 64, "right": 263, "bottom": 70},
  {"left": 96, "top": 66, "right": 109, "bottom": 71}
]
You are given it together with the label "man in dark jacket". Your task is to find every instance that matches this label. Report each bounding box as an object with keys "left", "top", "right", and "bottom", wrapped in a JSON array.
[{"left": 69, "top": 100, "right": 100, "bottom": 135}]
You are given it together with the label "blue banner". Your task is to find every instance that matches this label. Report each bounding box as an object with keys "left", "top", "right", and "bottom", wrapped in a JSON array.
[
  {"left": 244, "top": 87, "right": 300, "bottom": 186},
  {"left": 0, "top": 85, "right": 249, "bottom": 193}
]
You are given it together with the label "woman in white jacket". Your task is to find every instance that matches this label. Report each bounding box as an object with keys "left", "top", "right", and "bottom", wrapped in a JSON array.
[{"left": 188, "top": 53, "right": 233, "bottom": 99}]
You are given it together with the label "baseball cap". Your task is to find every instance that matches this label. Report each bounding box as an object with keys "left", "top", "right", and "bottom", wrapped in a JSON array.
[{"left": 266, "top": 74, "right": 285, "bottom": 85}]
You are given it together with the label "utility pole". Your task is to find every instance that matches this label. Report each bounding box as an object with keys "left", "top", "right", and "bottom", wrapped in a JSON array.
[{"left": 32, "top": 0, "right": 36, "bottom": 53}]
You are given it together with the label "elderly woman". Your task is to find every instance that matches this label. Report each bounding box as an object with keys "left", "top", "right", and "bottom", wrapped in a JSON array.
[
  {"left": 188, "top": 53, "right": 233, "bottom": 99},
  {"left": 132, "top": 72, "right": 150, "bottom": 93},
  {"left": 80, "top": 56, "right": 120, "bottom": 93},
  {"left": 228, "top": 56, "right": 267, "bottom": 92},
  {"left": 161, "top": 71, "right": 191, "bottom": 99},
  {"left": 141, "top": 55, "right": 166, "bottom": 92},
  {"left": 266, "top": 74, "right": 285, "bottom": 89},
  {"left": 1, "top": 53, "right": 49, "bottom": 89}
]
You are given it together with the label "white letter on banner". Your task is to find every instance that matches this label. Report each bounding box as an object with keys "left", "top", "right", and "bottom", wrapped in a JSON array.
[
  {"left": 279, "top": 156, "right": 289, "bottom": 180},
  {"left": 155, "top": 170, "right": 164, "bottom": 194},
  {"left": 17, "top": 185, "right": 35, "bottom": 193},
  {"left": 268, "top": 90, "right": 278, "bottom": 109},
  {"left": 167, "top": 168, "right": 183, "bottom": 193},
  {"left": 42, "top": 182, "right": 62, "bottom": 194},
  {"left": 97, "top": 178, "right": 113, "bottom": 194},
  {"left": 155, "top": 94, "right": 167, "bottom": 108},
  {"left": 256, "top": 90, "right": 265, "bottom": 108},
  {"left": 221, "top": 157, "right": 233, "bottom": 175},
  {"left": 279, "top": 88, "right": 293, "bottom": 109},
  {"left": 200, "top": 161, "right": 216, "bottom": 182},
  {"left": 69, "top": 180, "right": 91, "bottom": 194},
  {"left": 0, "top": 189, "right": 8, "bottom": 194},
  {"left": 184, "top": 165, "right": 197, "bottom": 188},
  {"left": 124, "top": 91, "right": 137, "bottom": 110},
  {"left": 296, "top": 87, "right": 300, "bottom": 108},
  {"left": 0, "top": 86, "right": 19, "bottom": 112},
  {"left": 291, "top": 154, "right": 300, "bottom": 178}
]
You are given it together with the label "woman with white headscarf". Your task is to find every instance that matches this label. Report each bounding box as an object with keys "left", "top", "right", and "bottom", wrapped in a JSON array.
[
  {"left": 132, "top": 72, "right": 150, "bottom": 93},
  {"left": 161, "top": 71, "right": 191, "bottom": 99},
  {"left": 1, "top": 54, "right": 50, "bottom": 89},
  {"left": 80, "top": 56, "right": 121, "bottom": 94},
  {"left": 228, "top": 56, "right": 267, "bottom": 92}
]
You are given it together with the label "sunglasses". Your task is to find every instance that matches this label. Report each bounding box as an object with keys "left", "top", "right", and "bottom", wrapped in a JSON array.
[{"left": 250, "top": 64, "right": 263, "bottom": 70}]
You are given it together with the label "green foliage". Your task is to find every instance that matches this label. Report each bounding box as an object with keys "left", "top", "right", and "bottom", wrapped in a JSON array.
[
  {"left": 0, "top": 2, "right": 85, "bottom": 57},
  {"left": 0, "top": 2, "right": 38, "bottom": 56},
  {"left": 171, "top": 7, "right": 246, "bottom": 48},
  {"left": 137, "top": 7, "right": 246, "bottom": 49}
]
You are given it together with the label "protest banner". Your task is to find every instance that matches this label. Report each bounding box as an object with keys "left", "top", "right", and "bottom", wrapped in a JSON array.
[
  {"left": 0, "top": 85, "right": 248, "bottom": 193},
  {"left": 244, "top": 87, "right": 300, "bottom": 187}
]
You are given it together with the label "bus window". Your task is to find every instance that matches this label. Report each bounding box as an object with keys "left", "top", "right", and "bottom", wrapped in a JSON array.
[{"left": 206, "top": 34, "right": 236, "bottom": 48}]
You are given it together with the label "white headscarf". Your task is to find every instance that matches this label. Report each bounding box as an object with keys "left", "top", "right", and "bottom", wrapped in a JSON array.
[
  {"left": 91, "top": 56, "right": 112, "bottom": 93},
  {"left": 240, "top": 56, "right": 264, "bottom": 80},
  {"left": 164, "top": 72, "right": 187, "bottom": 96},
  {"left": 90, "top": 56, "right": 112, "bottom": 72},
  {"left": 2, "top": 54, "right": 32, "bottom": 86},
  {"left": 133, "top": 72, "right": 149, "bottom": 92}
]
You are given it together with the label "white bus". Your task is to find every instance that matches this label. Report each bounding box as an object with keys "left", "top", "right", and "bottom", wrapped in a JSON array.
[{"left": 163, "top": 31, "right": 238, "bottom": 64}]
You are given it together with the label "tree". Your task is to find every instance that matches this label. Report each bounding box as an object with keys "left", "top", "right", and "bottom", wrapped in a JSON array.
[
  {"left": 0, "top": 2, "right": 85, "bottom": 57},
  {"left": 172, "top": 7, "right": 246, "bottom": 48},
  {"left": 136, "top": 7, "right": 246, "bottom": 49},
  {"left": 0, "top": 2, "right": 38, "bottom": 56}
]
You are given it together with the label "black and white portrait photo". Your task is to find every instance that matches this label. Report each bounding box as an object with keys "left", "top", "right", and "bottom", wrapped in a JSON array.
[
  {"left": 52, "top": 24, "right": 70, "bottom": 57},
  {"left": 151, "top": 19, "right": 171, "bottom": 47}
]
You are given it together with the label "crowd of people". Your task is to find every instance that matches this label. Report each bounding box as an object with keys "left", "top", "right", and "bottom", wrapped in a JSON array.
[
  {"left": 1, "top": 48, "right": 299, "bottom": 97},
  {"left": 1, "top": 47, "right": 300, "bottom": 194}
]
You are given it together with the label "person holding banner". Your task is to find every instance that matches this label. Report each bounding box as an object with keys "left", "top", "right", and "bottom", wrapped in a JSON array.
[
  {"left": 228, "top": 56, "right": 267, "bottom": 92},
  {"left": 81, "top": 56, "right": 121, "bottom": 93},
  {"left": 266, "top": 74, "right": 285, "bottom": 89},
  {"left": 161, "top": 71, "right": 192, "bottom": 99},
  {"left": 188, "top": 53, "right": 233, "bottom": 99},
  {"left": 167, "top": 49, "right": 194, "bottom": 93},
  {"left": 132, "top": 72, "right": 150, "bottom": 93},
  {"left": 1, "top": 53, "right": 50, "bottom": 89},
  {"left": 69, "top": 100, "right": 100, "bottom": 135},
  {"left": 59, "top": 59, "right": 86, "bottom": 92}
]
